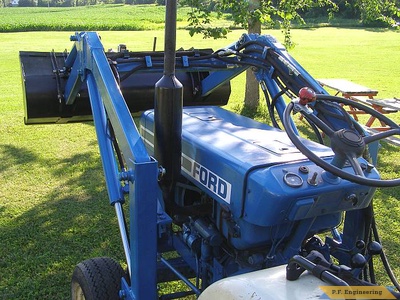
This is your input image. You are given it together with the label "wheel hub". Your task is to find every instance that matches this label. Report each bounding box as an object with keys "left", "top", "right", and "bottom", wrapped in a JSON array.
[{"left": 332, "top": 129, "right": 365, "bottom": 157}]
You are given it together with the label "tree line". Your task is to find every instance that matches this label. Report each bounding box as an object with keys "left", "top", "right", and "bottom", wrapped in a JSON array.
[{"left": 3, "top": 0, "right": 164, "bottom": 7}]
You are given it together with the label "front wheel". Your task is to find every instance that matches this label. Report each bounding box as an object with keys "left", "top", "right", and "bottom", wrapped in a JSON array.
[{"left": 71, "top": 257, "right": 125, "bottom": 300}]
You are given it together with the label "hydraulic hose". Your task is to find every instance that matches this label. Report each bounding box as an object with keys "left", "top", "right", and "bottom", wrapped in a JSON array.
[{"left": 371, "top": 213, "right": 400, "bottom": 291}]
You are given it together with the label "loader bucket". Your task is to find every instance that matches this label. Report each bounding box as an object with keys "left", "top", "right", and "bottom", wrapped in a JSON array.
[{"left": 20, "top": 50, "right": 231, "bottom": 124}]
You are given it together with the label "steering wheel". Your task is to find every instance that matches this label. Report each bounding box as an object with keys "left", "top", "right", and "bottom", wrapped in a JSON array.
[{"left": 283, "top": 94, "right": 400, "bottom": 187}]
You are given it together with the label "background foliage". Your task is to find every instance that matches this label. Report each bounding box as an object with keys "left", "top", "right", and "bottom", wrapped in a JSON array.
[
  {"left": 2, "top": 0, "right": 400, "bottom": 30},
  {"left": 182, "top": 0, "right": 399, "bottom": 44}
]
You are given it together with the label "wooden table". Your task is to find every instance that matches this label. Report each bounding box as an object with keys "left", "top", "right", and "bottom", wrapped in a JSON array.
[
  {"left": 317, "top": 78, "right": 378, "bottom": 99},
  {"left": 317, "top": 79, "right": 398, "bottom": 130}
]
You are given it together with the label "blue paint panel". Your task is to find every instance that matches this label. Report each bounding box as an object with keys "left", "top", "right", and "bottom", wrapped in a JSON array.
[
  {"left": 142, "top": 106, "right": 331, "bottom": 209},
  {"left": 141, "top": 106, "right": 378, "bottom": 251}
]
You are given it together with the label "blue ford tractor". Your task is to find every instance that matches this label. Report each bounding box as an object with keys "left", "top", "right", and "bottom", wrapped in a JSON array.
[{"left": 20, "top": 2, "right": 400, "bottom": 299}]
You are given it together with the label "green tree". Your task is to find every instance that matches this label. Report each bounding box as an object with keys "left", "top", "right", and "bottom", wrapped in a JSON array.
[
  {"left": 354, "top": 0, "right": 400, "bottom": 26},
  {"left": 245, "top": 0, "right": 262, "bottom": 108},
  {"left": 184, "top": 0, "right": 337, "bottom": 108},
  {"left": 19, "top": 0, "right": 38, "bottom": 6},
  {"left": 184, "top": 0, "right": 337, "bottom": 47},
  {"left": 184, "top": 0, "right": 399, "bottom": 109},
  {"left": 1, "top": 0, "right": 9, "bottom": 7},
  {"left": 133, "top": 0, "right": 155, "bottom": 3}
]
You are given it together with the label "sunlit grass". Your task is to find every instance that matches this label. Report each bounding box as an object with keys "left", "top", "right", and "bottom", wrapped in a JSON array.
[
  {"left": 0, "top": 27, "right": 399, "bottom": 298},
  {"left": 0, "top": 5, "right": 194, "bottom": 32}
]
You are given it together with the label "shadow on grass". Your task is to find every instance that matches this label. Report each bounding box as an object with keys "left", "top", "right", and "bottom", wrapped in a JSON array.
[
  {"left": 0, "top": 144, "right": 38, "bottom": 173},
  {"left": 0, "top": 149, "right": 125, "bottom": 299}
]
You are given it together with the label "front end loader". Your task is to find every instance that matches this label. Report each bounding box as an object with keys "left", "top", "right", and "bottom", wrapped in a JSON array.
[{"left": 19, "top": 2, "right": 400, "bottom": 299}]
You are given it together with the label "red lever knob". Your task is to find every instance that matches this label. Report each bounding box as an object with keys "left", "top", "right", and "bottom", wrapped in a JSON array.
[{"left": 298, "top": 87, "right": 316, "bottom": 105}]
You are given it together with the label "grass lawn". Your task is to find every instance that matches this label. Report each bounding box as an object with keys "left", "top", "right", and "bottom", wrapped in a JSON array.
[
  {"left": 0, "top": 27, "right": 400, "bottom": 298},
  {"left": 0, "top": 4, "right": 193, "bottom": 31}
]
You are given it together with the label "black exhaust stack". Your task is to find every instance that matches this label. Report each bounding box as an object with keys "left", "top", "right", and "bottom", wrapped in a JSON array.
[{"left": 154, "top": 0, "right": 183, "bottom": 209}]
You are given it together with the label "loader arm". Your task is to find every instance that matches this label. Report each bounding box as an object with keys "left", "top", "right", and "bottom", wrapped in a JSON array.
[{"left": 62, "top": 32, "right": 160, "bottom": 299}]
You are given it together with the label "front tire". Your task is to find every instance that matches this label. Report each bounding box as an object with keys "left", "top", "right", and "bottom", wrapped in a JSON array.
[{"left": 71, "top": 257, "right": 125, "bottom": 300}]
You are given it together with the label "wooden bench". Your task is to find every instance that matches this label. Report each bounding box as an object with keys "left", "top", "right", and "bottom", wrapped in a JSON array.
[
  {"left": 367, "top": 98, "right": 400, "bottom": 111},
  {"left": 361, "top": 98, "right": 400, "bottom": 130},
  {"left": 317, "top": 79, "right": 398, "bottom": 130}
]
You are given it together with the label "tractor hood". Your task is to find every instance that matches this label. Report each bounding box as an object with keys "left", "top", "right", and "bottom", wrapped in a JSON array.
[
  {"left": 141, "top": 106, "right": 332, "bottom": 204},
  {"left": 141, "top": 106, "right": 377, "bottom": 235}
]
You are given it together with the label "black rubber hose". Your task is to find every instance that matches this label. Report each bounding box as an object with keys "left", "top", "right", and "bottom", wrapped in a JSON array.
[{"left": 371, "top": 213, "right": 400, "bottom": 291}]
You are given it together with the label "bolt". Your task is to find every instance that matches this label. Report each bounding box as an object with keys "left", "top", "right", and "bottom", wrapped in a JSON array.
[
  {"left": 119, "top": 170, "right": 134, "bottom": 182},
  {"left": 346, "top": 194, "right": 358, "bottom": 206},
  {"left": 119, "top": 290, "right": 126, "bottom": 299},
  {"left": 158, "top": 166, "right": 166, "bottom": 181}
]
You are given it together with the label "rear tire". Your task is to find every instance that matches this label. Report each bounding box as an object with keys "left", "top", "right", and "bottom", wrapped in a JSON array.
[{"left": 71, "top": 257, "right": 125, "bottom": 300}]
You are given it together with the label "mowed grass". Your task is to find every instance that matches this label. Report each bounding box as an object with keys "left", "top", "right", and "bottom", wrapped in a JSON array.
[
  {"left": 0, "top": 27, "right": 400, "bottom": 299},
  {"left": 0, "top": 4, "right": 193, "bottom": 32}
]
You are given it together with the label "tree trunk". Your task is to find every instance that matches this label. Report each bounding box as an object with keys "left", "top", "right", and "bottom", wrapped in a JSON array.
[{"left": 244, "top": 0, "right": 262, "bottom": 109}]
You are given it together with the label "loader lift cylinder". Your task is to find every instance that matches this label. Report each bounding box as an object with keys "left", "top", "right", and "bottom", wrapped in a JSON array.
[{"left": 154, "top": 0, "right": 183, "bottom": 209}]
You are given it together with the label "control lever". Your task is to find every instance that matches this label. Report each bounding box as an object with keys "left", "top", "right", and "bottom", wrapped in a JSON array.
[
  {"left": 286, "top": 252, "right": 349, "bottom": 286},
  {"left": 350, "top": 253, "right": 367, "bottom": 269},
  {"left": 330, "top": 239, "right": 365, "bottom": 255},
  {"left": 367, "top": 241, "right": 383, "bottom": 256},
  {"left": 287, "top": 245, "right": 400, "bottom": 299},
  {"left": 350, "top": 241, "right": 382, "bottom": 278},
  {"left": 353, "top": 241, "right": 381, "bottom": 268}
]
